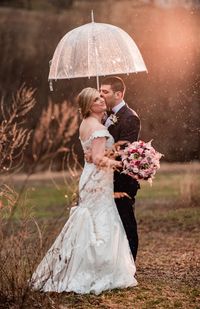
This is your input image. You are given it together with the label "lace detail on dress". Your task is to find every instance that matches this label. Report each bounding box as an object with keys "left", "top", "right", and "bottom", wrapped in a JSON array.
[
  {"left": 80, "top": 129, "right": 113, "bottom": 151},
  {"left": 90, "top": 129, "right": 110, "bottom": 140},
  {"left": 30, "top": 127, "right": 137, "bottom": 295}
]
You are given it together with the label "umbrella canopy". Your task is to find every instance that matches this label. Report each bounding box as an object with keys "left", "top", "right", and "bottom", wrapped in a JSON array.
[{"left": 49, "top": 17, "right": 147, "bottom": 89}]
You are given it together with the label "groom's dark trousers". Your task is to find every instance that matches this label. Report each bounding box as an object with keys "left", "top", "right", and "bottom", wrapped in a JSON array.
[{"left": 108, "top": 104, "right": 141, "bottom": 261}]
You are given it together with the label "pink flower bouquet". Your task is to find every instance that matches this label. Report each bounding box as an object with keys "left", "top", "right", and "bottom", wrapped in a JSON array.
[{"left": 120, "top": 140, "right": 163, "bottom": 184}]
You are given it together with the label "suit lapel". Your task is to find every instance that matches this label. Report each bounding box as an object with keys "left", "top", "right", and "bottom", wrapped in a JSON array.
[
  {"left": 115, "top": 104, "right": 128, "bottom": 117},
  {"left": 108, "top": 105, "right": 128, "bottom": 142}
]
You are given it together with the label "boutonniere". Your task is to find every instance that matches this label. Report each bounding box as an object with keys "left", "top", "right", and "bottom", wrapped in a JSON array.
[{"left": 110, "top": 114, "right": 119, "bottom": 125}]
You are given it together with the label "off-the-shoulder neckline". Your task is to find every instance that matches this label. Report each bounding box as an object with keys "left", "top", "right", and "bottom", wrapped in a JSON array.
[{"left": 79, "top": 129, "right": 110, "bottom": 144}]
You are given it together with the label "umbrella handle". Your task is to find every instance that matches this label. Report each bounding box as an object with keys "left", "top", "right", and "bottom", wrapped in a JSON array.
[
  {"left": 91, "top": 10, "right": 94, "bottom": 23},
  {"left": 96, "top": 76, "right": 99, "bottom": 91},
  {"left": 49, "top": 80, "right": 53, "bottom": 92}
]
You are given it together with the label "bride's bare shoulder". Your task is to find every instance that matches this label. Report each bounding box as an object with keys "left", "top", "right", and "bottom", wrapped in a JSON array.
[
  {"left": 81, "top": 118, "right": 105, "bottom": 130},
  {"left": 79, "top": 118, "right": 106, "bottom": 141}
]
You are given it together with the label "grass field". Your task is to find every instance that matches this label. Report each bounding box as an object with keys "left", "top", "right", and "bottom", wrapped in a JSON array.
[{"left": 1, "top": 163, "right": 200, "bottom": 308}]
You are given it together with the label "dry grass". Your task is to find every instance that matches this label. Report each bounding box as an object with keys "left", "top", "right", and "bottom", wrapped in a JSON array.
[
  {"left": 35, "top": 214, "right": 199, "bottom": 309},
  {"left": 0, "top": 164, "right": 199, "bottom": 309},
  {"left": 0, "top": 85, "right": 36, "bottom": 175}
]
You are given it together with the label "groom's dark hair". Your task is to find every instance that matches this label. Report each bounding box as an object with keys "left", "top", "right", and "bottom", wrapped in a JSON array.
[{"left": 101, "top": 76, "right": 126, "bottom": 94}]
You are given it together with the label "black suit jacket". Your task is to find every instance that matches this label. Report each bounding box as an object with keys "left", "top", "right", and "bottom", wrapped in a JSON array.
[{"left": 108, "top": 104, "right": 141, "bottom": 200}]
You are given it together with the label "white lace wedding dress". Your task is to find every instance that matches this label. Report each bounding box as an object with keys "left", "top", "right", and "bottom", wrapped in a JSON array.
[{"left": 31, "top": 129, "right": 137, "bottom": 295}]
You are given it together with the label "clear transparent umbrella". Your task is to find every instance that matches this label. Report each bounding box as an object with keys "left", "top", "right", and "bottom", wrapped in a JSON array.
[{"left": 49, "top": 12, "right": 147, "bottom": 90}]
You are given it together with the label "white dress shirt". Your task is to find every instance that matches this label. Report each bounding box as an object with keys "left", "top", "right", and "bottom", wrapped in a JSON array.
[{"left": 112, "top": 100, "right": 126, "bottom": 114}]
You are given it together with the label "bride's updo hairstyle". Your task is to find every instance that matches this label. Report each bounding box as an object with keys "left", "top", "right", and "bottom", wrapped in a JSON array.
[{"left": 78, "top": 87, "right": 99, "bottom": 118}]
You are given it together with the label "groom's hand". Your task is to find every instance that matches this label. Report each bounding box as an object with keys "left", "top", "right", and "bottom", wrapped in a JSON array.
[
  {"left": 105, "top": 141, "right": 128, "bottom": 160},
  {"left": 114, "top": 192, "right": 131, "bottom": 199},
  {"left": 115, "top": 140, "right": 129, "bottom": 150}
]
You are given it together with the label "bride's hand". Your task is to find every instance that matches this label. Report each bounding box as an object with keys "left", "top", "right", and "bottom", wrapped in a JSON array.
[
  {"left": 95, "top": 157, "right": 122, "bottom": 170},
  {"left": 108, "top": 159, "right": 122, "bottom": 170}
]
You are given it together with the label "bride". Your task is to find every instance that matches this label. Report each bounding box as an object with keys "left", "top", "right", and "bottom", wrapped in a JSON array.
[{"left": 30, "top": 87, "right": 137, "bottom": 295}]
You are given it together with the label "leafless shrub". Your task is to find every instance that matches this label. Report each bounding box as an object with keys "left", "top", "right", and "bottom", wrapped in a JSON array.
[
  {"left": 0, "top": 86, "right": 80, "bottom": 308},
  {"left": 32, "top": 98, "right": 79, "bottom": 170},
  {"left": 0, "top": 84, "right": 36, "bottom": 175}
]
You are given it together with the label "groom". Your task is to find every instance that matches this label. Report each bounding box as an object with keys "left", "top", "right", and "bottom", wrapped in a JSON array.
[{"left": 100, "top": 76, "right": 141, "bottom": 261}]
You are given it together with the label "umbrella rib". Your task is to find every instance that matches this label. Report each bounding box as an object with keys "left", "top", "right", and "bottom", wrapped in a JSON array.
[
  {"left": 114, "top": 27, "right": 136, "bottom": 74},
  {"left": 104, "top": 27, "right": 126, "bottom": 74},
  {"left": 64, "top": 29, "right": 77, "bottom": 78},
  {"left": 65, "top": 27, "right": 83, "bottom": 78},
  {"left": 92, "top": 22, "right": 99, "bottom": 88},
  {"left": 68, "top": 28, "right": 81, "bottom": 78},
  {"left": 54, "top": 34, "right": 70, "bottom": 79}
]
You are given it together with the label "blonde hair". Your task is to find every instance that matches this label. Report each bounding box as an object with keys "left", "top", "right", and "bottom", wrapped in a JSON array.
[{"left": 77, "top": 87, "right": 99, "bottom": 118}]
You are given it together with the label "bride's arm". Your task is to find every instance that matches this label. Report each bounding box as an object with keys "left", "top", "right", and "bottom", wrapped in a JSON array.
[{"left": 91, "top": 137, "right": 121, "bottom": 169}]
